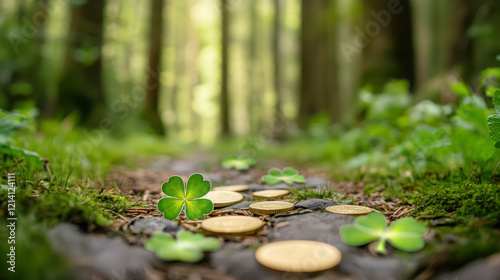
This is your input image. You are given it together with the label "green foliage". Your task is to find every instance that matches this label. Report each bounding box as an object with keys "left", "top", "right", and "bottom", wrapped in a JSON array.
[
  {"left": 221, "top": 156, "right": 256, "bottom": 171},
  {"left": 409, "top": 181, "right": 500, "bottom": 227},
  {"left": 262, "top": 167, "right": 305, "bottom": 185},
  {"left": 340, "top": 212, "right": 427, "bottom": 254},
  {"left": 145, "top": 231, "right": 220, "bottom": 262},
  {"left": 290, "top": 187, "right": 339, "bottom": 202},
  {"left": 488, "top": 90, "right": 500, "bottom": 149},
  {"left": 0, "top": 109, "right": 42, "bottom": 168},
  {"left": 480, "top": 67, "right": 500, "bottom": 97},
  {"left": 157, "top": 174, "right": 214, "bottom": 221},
  {"left": 450, "top": 82, "right": 471, "bottom": 97}
]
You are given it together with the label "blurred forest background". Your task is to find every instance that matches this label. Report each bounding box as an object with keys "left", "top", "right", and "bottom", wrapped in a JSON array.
[{"left": 1, "top": 0, "right": 500, "bottom": 143}]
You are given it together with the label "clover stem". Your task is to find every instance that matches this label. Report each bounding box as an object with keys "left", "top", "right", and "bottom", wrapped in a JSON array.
[{"left": 375, "top": 238, "right": 387, "bottom": 254}]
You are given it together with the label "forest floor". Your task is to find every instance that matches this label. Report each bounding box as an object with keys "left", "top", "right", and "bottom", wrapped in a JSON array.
[{"left": 41, "top": 154, "right": 500, "bottom": 280}]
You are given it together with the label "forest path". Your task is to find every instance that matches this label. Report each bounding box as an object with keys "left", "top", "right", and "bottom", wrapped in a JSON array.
[{"left": 47, "top": 156, "right": 499, "bottom": 280}]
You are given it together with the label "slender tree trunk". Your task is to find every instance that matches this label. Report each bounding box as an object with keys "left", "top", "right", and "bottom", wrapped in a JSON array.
[
  {"left": 360, "top": 0, "right": 414, "bottom": 90},
  {"left": 298, "top": 0, "right": 335, "bottom": 128},
  {"left": 144, "top": 0, "right": 166, "bottom": 136},
  {"left": 272, "top": 0, "right": 286, "bottom": 140},
  {"left": 57, "top": 0, "right": 106, "bottom": 127},
  {"left": 247, "top": 0, "right": 258, "bottom": 135},
  {"left": 220, "top": 0, "right": 231, "bottom": 136}
]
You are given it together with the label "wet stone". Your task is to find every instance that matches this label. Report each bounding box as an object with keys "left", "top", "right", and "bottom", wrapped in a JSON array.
[
  {"left": 339, "top": 255, "right": 414, "bottom": 280},
  {"left": 435, "top": 253, "right": 500, "bottom": 280},
  {"left": 269, "top": 213, "right": 357, "bottom": 254},
  {"left": 341, "top": 200, "right": 353, "bottom": 205},
  {"left": 224, "top": 174, "right": 253, "bottom": 185},
  {"left": 47, "top": 224, "right": 157, "bottom": 280},
  {"left": 295, "top": 198, "right": 338, "bottom": 211},
  {"left": 131, "top": 217, "right": 180, "bottom": 234},
  {"left": 211, "top": 243, "right": 282, "bottom": 280},
  {"left": 221, "top": 201, "right": 254, "bottom": 210}
]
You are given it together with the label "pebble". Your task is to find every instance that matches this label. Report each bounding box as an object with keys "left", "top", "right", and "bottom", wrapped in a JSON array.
[
  {"left": 131, "top": 217, "right": 180, "bottom": 234},
  {"left": 295, "top": 198, "right": 338, "bottom": 211}
]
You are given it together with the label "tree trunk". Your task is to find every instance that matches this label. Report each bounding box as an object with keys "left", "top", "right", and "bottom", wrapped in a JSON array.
[
  {"left": 298, "top": 0, "right": 336, "bottom": 129},
  {"left": 360, "top": 0, "right": 414, "bottom": 90},
  {"left": 220, "top": 0, "right": 231, "bottom": 136},
  {"left": 247, "top": 0, "right": 258, "bottom": 135},
  {"left": 272, "top": 0, "right": 286, "bottom": 140},
  {"left": 57, "top": 0, "right": 106, "bottom": 127},
  {"left": 144, "top": 0, "right": 166, "bottom": 136}
]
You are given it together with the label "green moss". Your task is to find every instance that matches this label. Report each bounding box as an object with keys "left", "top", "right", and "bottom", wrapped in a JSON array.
[
  {"left": 409, "top": 181, "right": 500, "bottom": 227},
  {"left": 290, "top": 186, "right": 340, "bottom": 202}
]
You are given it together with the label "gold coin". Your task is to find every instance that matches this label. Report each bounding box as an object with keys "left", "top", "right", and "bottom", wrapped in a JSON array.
[
  {"left": 255, "top": 240, "right": 342, "bottom": 272},
  {"left": 213, "top": 184, "right": 249, "bottom": 192},
  {"left": 325, "top": 205, "right": 373, "bottom": 215},
  {"left": 249, "top": 201, "right": 294, "bottom": 215},
  {"left": 201, "top": 216, "right": 264, "bottom": 235},
  {"left": 204, "top": 191, "right": 244, "bottom": 207},
  {"left": 252, "top": 189, "right": 290, "bottom": 200}
]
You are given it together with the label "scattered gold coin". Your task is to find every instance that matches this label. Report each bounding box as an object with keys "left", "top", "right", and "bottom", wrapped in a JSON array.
[
  {"left": 252, "top": 189, "right": 290, "bottom": 200},
  {"left": 204, "top": 191, "right": 244, "bottom": 207},
  {"left": 249, "top": 201, "right": 294, "bottom": 215},
  {"left": 201, "top": 216, "right": 264, "bottom": 235},
  {"left": 255, "top": 240, "right": 342, "bottom": 272},
  {"left": 213, "top": 184, "right": 249, "bottom": 192},
  {"left": 325, "top": 205, "right": 373, "bottom": 216}
]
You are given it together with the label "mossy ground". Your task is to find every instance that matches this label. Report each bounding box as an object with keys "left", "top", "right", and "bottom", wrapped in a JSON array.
[{"left": 1, "top": 127, "right": 500, "bottom": 279}]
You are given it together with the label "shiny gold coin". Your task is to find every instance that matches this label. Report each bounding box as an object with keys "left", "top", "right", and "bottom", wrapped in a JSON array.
[
  {"left": 252, "top": 189, "right": 290, "bottom": 200},
  {"left": 201, "top": 216, "right": 264, "bottom": 235},
  {"left": 325, "top": 205, "right": 373, "bottom": 216},
  {"left": 255, "top": 240, "right": 342, "bottom": 272},
  {"left": 213, "top": 184, "right": 249, "bottom": 192},
  {"left": 204, "top": 191, "right": 244, "bottom": 207},
  {"left": 249, "top": 201, "right": 294, "bottom": 215}
]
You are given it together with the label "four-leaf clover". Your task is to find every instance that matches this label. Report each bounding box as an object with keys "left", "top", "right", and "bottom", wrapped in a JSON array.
[
  {"left": 221, "top": 156, "right": 256, "bottom": 171},
  {"left": 145, "top": 231, "right": 220, "bottom": 262},
  {"left": 262, "top": 167, "right": 305, "bottom": 185},
  {"left": 340, "top": 212, "right": 427, "bottom": 254},
  {"left": 157, "top": 174, "right": 214, "bottom": 221}
]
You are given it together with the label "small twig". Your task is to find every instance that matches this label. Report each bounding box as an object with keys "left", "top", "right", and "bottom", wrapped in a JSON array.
[
  {"left": 395, "top": 207, "right": 415, "bottom": 218},
  {"left": 122, "top": 214, "right": 144, "bottom": 232}
]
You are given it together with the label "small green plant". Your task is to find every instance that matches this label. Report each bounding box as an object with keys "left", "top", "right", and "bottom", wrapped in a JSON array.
[
  {"left": 157, "top": 174, "right": 214, "bottom": 221},
  {"left": 488, "top": 90, "right": 500, "bottom": 148},
  {"left": 262, "top": 167, "right": 305, "bottom": 185},
  {"left": 0, "top": 109, "right": 42, "bottom": 168},
  {"left": 289, "top": 187, "right": 338, "bottom": 202},
  {"left": 340, "top": 212, "right": 427, "bottom": 254},
  {"left": 145, "top": 231, "right": 220, "bottom": 262},
  {"left": 221, "top": 156, "right": 256, "bottom": 171}
]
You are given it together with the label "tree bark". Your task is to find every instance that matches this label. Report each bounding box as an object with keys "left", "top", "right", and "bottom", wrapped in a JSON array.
[
  {"left": 247, "top": 0, "right": 258, "bottom": 134},
  {"left": 298, "top": 0, "right": 336, "bottom": 128},
  {"left": 144, "top": 0, "right": 166, "bottom": 136},
  {"left": 272, "top": 0, "right": 286, "bottom": 140},
  {"left": 220, "top": 0, "right": 231, "bottom": 136},
  {"left": 57, "top": 0, "right": 106, "bottom": 127}
]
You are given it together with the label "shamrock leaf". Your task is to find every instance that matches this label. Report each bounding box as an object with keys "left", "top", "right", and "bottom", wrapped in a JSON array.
[
  {"left": 157, "top": 174, "right": 214, "bottom": 221},
  {"left": 262, "top": 167, "right": 305, "bottom": 185},
  {"left": 145, "top": 231, "right": 220, "bottom": 262},
  {"left": 221, "top": 156, "right": 256, "bottom": 171},
  {"left": 340, "top": 212, "right": 427, "bottom": 254}
]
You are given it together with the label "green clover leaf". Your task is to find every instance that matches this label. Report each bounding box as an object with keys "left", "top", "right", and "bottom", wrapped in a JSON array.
[
  {"left": 145, "top": 231, "right": 221, "bottom": 263},
  {"left": 262, "top": 167, "right": 305, "bottom": 185},
  {"left": 340, "top": 212, "right": 427, "bottom": 254},
  {"left": 221, "top": 156, "right": 256, "bottom": 171},
  {"left": 157, "top": 174, "right": 214, "bottom": 221}
]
